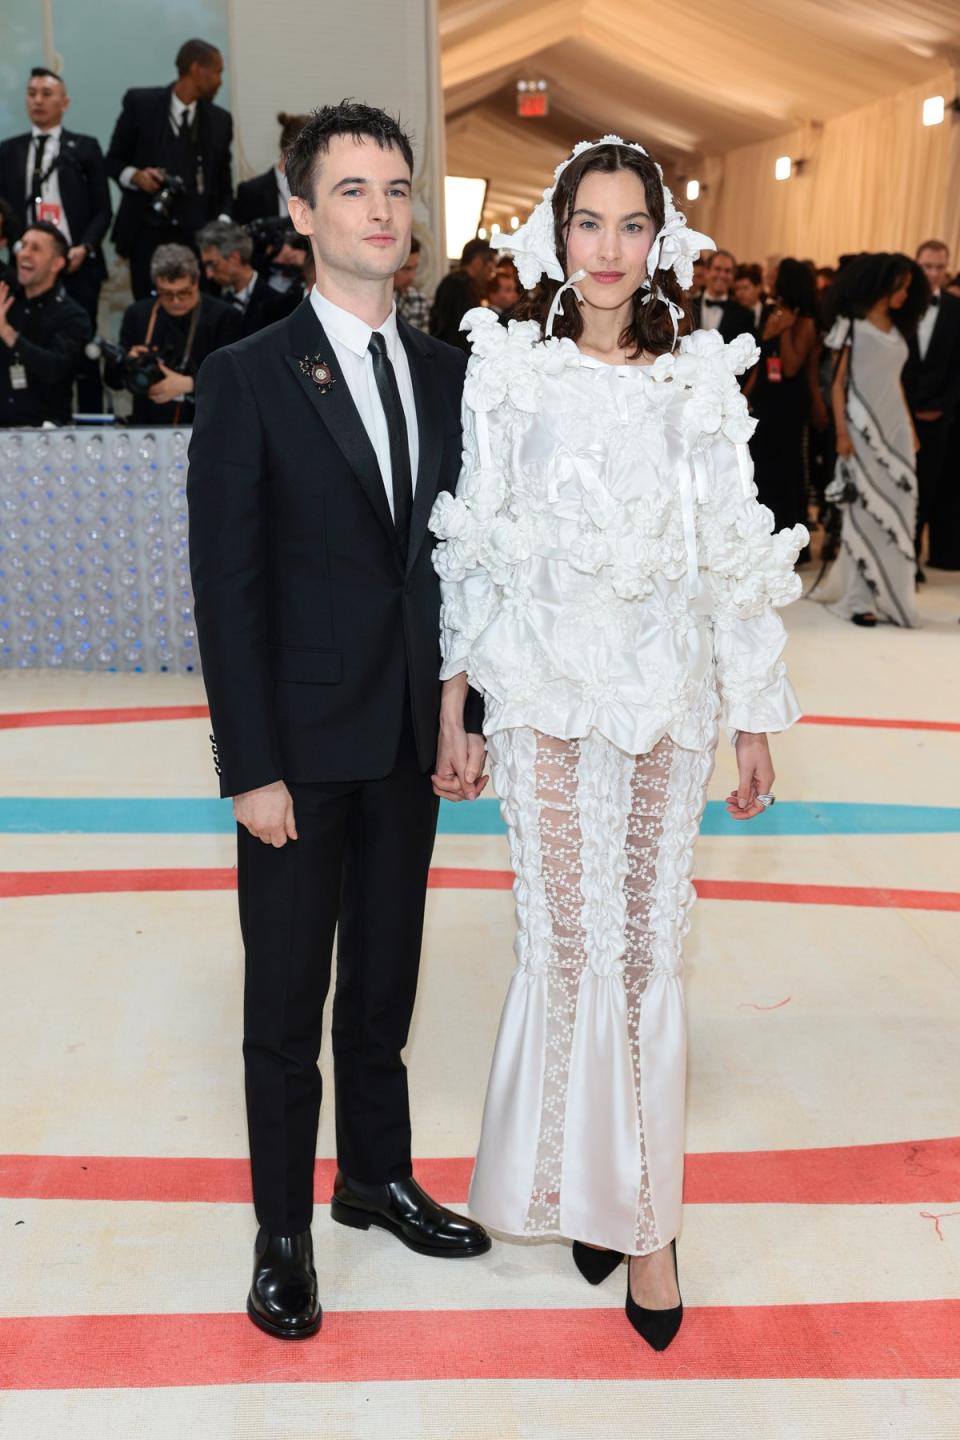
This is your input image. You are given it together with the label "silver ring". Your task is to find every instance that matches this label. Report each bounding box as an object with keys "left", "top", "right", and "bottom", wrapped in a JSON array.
[{"left": 756, "top": 793, "right": 776, "bottom": 808}]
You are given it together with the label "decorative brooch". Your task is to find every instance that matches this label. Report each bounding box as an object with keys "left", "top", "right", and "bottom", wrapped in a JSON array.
[{"left": 298, "top": 354, "right": 336, "bottom": 393}]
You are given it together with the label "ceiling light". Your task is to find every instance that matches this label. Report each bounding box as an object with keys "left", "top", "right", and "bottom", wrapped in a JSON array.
[
  {"left": 685, "top": 179, "right": 700, "bottom": 201},
  {"left": 922, "top": 95, "right": 945, "bottom": 126},
  {"left": 774, "top": 155, "right": 792, "bottom": 181},
  {"left": 510, "top": 215, "right": 520, "bottom": 230}
]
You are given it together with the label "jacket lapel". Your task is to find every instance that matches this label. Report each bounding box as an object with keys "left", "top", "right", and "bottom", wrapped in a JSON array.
[
  {"left": 284, "top": 300, "right": 400, "bottom": 555},
  {"left": 401, "top": 320, "right": 444, "bottom": 574}
]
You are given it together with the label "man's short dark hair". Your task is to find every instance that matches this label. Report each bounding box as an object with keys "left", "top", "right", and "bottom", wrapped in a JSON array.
[
  {"left": 735, "top": 262, "right": 763, "bottom": 287},
  {"left": 708, "top": 248, "right": 736, "bottom": 269},
  {"left": 284, "top": 100, "right": 414, "bottom": 204},
  {"left": 176, "top": 38, "right": 221, "bottom": 75},
  {"left": 461, "top": 238, "right": 492, "bottom": 268},
  {"left": 917, "top": 239, "right": 949, "bottom": 259},
  {"left": 29, "top": 66, "right": 65, "bottom": 87},
  {"left": 23, "top": 220, "right": 69, "bottom": 262}
]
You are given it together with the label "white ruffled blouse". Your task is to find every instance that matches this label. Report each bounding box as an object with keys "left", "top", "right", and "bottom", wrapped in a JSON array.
[{"left": 429, "top": 308, "right": 808, "bottom": 752}]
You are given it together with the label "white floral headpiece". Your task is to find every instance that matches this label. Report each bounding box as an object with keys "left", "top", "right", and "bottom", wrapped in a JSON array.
[{"left": 489, "top": 134, "right": 714, "bottom": 344}]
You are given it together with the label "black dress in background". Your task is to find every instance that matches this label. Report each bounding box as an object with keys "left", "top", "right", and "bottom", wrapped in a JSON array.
[{"left": 749, "top": 330, "right": 810, "bottom": 533}]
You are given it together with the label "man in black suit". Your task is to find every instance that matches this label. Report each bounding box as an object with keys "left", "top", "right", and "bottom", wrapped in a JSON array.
[
  {"left": 105, "top": 38, "right": 233, "bottom": 301},
  {"left": 0, "top": 67, "right": 112, "bottom": 409},
  {"left": 197, "top": 220, "right": 296, "bottom": 337},
  {"left": 107, "top": 243, "right": 240, "bottom": 424},
  {"left": 903, "top": 240, "right": 960, "bottom": 572},
  {"left": 429, "top": 238, "right": 495, "bottom": 350},
  {"left": 187, "top": 101, "right": 490, "bottom": 1342},
  {"left": 231, "top": 112, "right": 306, "bottom": 225},
  {"left": 690, "top": 249, "right": 755, "bottom": 341},
  {"left": 0, "top": 221, "right": 91, "bottom": 426}
]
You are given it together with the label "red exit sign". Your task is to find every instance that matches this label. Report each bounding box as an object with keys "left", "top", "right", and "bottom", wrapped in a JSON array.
[{"left": 518, "top": 91, "right": 549, "bottom": 118}]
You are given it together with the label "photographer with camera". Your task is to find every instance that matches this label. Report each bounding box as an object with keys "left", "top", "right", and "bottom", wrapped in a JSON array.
[
  {"left": 0, "top": 220, "right": 91, "bottom": 427},
  {"left": 197, "top": 220, "right": 295, "bottom": 338},
  {"left": 105, "top": 38, "right": 233, "bottom": 301},
  {"left": 105, "top": 243, "right": 239, "bottom": 425}
]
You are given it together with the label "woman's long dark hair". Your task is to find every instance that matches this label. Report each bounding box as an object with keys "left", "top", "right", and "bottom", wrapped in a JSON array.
[
  {"left": 772, "top": 257, "right": 816, "bottom": 317},
  {"left": 823, "top": 252, "right": 929, "bottom": 337},
  {"left": 513, "top": 143, "right": 690, "bottom": 358}
]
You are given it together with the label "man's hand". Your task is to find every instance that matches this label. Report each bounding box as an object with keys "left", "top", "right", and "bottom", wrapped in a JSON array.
[
  {"left": 233, "top": 780, "right": 298, "bottom": 847},
  {"left": 67, "top": 245, "right": 88, "bottom": 274},
  {"left": 433, "top": 724, "right": 488, "bottom": 803},
  {"left": 725, "top": 732, "right": 775, "bottom": 822},
  {"left": 148, "top": 362, "right": 193, "bottom": 405},
  {"left": 132, "top": 167, "right": 165, "bottom": 194},
  {"left": 915, "top": 410, "right": 943, "bottom": 423},
  {"left": 0, "top": 281, "right": 18, "bottom": 348}
]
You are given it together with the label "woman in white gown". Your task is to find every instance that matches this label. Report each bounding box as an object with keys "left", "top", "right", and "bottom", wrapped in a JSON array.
[
  {"left": 429, "top": 138, "right": 808, "bottom": 1350},
  {"left": 814, "top": 253, "right": 927, "bottom": 628}
]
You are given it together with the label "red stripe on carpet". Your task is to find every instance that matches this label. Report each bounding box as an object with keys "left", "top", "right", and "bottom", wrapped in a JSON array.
[
  {"left": 3, "top": 1137, "right": 957, "bottom": 1205},
  {"left": 799, "top": 714, "right": 960, "bottom": 733},
  {"left": 3, "top": 868, "right": 959, "bottom": 912},
  {"left": 0, "top": 705, "right": 210, "bottom": 729},
  {"left": 1, "top": 706, "right": 957, "bottom": 732},
  {"left": 1, "top": 1301, "right": 957, "bottom": 1388}
]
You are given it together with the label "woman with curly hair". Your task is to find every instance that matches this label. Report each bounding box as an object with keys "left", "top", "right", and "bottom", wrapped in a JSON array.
[
  {"left": 815, "top": 252, "right": 928, "bottom": 627},
  {"left": 429, "top": 138, "right": 807, "bottom": 1350}
]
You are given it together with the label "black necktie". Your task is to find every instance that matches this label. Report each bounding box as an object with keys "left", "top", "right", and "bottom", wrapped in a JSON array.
[
  {"left": 31, "top": 133, "right": 49, "bottom": 210},
  {"left": 703, "top": 296, "right": 727, "bottom": 309},
  {"left": 368, "top": 332, "right": 413, "bottom": 553},
  {"left": 929, "top": 294, "right": 940, "bottom": 309}
]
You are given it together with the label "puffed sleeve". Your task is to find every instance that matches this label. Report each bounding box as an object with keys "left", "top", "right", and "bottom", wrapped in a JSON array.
[
  {"left": 430, "top": 397, "right": 501, "bottom": 680},
  {"left": 699, "top": 435, "right": 808, "bottom": 740}
]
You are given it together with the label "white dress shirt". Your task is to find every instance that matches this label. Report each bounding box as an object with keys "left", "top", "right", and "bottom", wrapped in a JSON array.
[
  {"left": 225, "top": 270, "right": 257, "bottom": 312},
  {"left": 917, "top": 291, "right": 940, "bottom": 363},
  {"left": 274, "top": 164, "right": 291, "bottom": 216},
  {"left": 309, "top": 287, "right": 419, "bottom": 514},
  {"left": 120, "top": 93, "right": 197, "bottom": 190},
  {"left": 25, "top": 124, "right": 72, "bottom": 244},
  {"left": 700, "top": 291, "right": 729, "bottom": 331}
]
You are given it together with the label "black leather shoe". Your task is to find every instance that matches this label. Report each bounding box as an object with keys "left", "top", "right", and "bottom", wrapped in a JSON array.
[
  {"left": 572, "top": 1240, "right": 624, "bottom": 1285},
  {"left": 331, "top": 1171, "right": 491, "bottom": 1258},
  {"left": 246, "top": 1227, "right": 322, "bottom": 1339},
  {"left": 625, "top": 1239, "right": 683, "bottom": 1352}
]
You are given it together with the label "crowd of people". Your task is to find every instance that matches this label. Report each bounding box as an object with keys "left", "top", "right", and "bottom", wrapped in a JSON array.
[{"left": 0, "top": 39, "right": 958, "bottom": 600}]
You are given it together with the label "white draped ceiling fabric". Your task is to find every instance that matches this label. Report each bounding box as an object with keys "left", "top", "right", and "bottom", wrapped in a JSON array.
[{"left": 441, "top": 0, "right": 960, "bottom": 268}]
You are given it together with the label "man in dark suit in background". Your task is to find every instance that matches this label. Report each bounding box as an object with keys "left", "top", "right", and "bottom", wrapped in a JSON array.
[
  {"left": 197, "top": 220, "right": 296, "bottom": 337},
  {"left": 0, "top": 222, "right": 91, "bottom": 426},
  {"left": 691, "top": 249, "right": 756, "bottom": 341},
  {"left": 105, "top": 38, "right": 233, "bottom": 300},
  {"left": 429, "top": 237, "right": 494, "bottom": 350},
  {"left": 903, "top": 239, "right": 960, "bottom": 572},
  {"left": 231, "top": 112, "right": 306, "bottom": 224},
  {"left": 188, "top": 102, "right": 490, "bottom": 1344},
  {"left": 0, "top": 67, "right": 112, "bottom": 409}
]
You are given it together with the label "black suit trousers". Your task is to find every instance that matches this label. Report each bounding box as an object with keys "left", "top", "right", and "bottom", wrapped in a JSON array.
[
  {"left": 238, "top": 706, "right": 440, "bottom": 1234},
  {"left": 915, "top": 416, "right": 950, "bottom": 559}
]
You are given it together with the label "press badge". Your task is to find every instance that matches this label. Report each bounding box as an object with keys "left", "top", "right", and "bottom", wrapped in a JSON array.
[
  {"left": 9, "top": 363, "right": 28, "bottom": 391},
  {"left": 37, "top": 201, "right": 63, "bottom": 229}
]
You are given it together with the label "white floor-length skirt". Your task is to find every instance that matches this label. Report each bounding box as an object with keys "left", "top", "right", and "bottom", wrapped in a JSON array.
[{"left": 470, "top": 727, "right": 716, "bottom": 1257}]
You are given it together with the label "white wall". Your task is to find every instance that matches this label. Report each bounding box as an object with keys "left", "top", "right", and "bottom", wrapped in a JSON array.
[{"left": 226, "top": 0, "right": 446, "bottom": 286}]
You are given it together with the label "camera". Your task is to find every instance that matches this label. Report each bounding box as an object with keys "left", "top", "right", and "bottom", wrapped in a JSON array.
[
  {"left": 151, "top": 173, "right": 187, "bottom": 222},
  {"left": 88, "top": 337, "right": 167, "bottom": 397}
]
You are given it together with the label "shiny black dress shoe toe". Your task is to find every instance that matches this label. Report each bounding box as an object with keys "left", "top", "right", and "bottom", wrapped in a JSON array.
[
  {"left": 331, "top": 1171, "right": 491, "bottom": 1258},
  {"left": 247, "top": 1227, "right": 322, "bottom": 1340},
  {"left": 572, "top": 1240, "right": 624, "bottom": 1285}
]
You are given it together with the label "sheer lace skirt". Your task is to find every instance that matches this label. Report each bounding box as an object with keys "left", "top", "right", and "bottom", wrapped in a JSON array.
[{"left": 469, "top": 727, "right": 716, "bottom": 1256}]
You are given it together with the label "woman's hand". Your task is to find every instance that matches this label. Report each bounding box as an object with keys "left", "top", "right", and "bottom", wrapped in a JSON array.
[
  {"left": 835, "top": 430, "right": 854, "bottom": 459},
  {"left": 726, "top": 732, "right": 775, "bottom": 821},
  {"left": 433, "top": 673, "right": 488, "bottom": 802}
]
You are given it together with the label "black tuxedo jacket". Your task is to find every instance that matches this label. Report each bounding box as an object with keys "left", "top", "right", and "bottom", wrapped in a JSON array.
[
  {"left": 232, "top": 168, "right": 281, "bottom": 224},
  {"left": 903, "top": 292, "right": 960, "bottom": 418},
  {"left": 691, "top": 294, "right": 756, "bottom": 343},
  {"left": 0, "top": 129, "right": 112, "bottom": 281},
  {"left": 188, "top": 298, "right": 481, "bottom": 797},
  {"left": 105, "top": 84, "right": 233, "bottom": 256},
  {"left": 235, "top": 273, "right": 298, "bottom": 338}
]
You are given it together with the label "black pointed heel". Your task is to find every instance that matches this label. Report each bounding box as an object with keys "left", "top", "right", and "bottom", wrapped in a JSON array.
[
  {"left": 624, "top": 1239, "right": 683, "bottom": 1352},
  {"left": 572, "top": 1241, "right": 625, "bottom": 1285}
]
